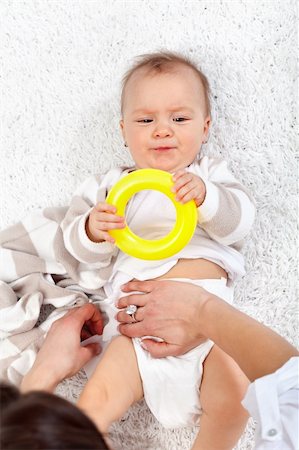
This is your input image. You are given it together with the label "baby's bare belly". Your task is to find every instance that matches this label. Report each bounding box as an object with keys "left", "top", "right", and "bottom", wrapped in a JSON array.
[{"left": 153, "top": 258, "right": 227, "bottom": 281}]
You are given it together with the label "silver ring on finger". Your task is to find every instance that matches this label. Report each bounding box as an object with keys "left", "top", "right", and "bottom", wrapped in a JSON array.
[{"left": 125, "top": 304, "right": 138, "bottom": 322}]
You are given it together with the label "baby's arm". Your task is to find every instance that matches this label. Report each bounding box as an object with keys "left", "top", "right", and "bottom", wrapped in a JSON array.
[
  {"left": 61, "top": 169, "right": 124, "bottom": 266},
  {"left": 173, "top": 157, "right": 255, "bottom": 246}
]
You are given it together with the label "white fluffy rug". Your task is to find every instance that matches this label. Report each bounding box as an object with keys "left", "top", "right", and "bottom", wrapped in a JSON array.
[{"left": 1, "top": 1, "right": 297, "bottom": 449}]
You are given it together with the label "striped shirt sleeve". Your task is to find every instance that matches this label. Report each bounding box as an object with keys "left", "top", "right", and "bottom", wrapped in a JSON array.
[
  {"left": 61, "top": 172, "right": 118, "bottom": 265},
  {"left": 195, "top": 157, "right": 256, "bottom": 246}
]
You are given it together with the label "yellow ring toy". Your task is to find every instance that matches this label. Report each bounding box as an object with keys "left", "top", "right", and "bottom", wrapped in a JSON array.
[{"left": 106, "top": 168, "right": 198, "bottom": 260}]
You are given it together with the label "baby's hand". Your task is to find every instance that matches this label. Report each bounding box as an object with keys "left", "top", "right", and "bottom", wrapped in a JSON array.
[
  {"left": 172, "top": 170, "right": 206, "bottom": 207},
  {"left": 86, "top": 202, "right": 125, "bottom": 243}
]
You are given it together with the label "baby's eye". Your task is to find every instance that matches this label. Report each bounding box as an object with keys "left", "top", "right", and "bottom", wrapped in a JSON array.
[
  {"left": 173, "top": 117, "right": 189, "bottom": 122},
  {"left": 137, "top": 119, "right": 153, "bottom": 123}
]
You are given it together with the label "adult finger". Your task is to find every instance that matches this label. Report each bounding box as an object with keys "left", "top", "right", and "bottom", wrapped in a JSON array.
[
  {"left": 85, "top": 317, "right": 104, "bottom": 336},
  {"left": 118, "top": 322, "right": 149, "bottom": 338},
  {"left": 117, "top": 292, "right": 149, "bottom": 309},
  {"left": 81, "top": 325, "right": 92, "bottom": 341},
  {"left": 72, "top": 304, "right": 104, "bottom": 333},
  {"left": 84, "top": 307, "right": 104, "bottom": 335},
  {"left": 120, "top": 280, "right": 157, "bottom": 295},
  {"left": 79, "top": 342, "right": 102, "bottom": 366},
  {"left": 141, "top": 339, "right": 181, "bottom": 358},
  {"left": 116, "top": 306, "right": 145, "bottom": 323}
]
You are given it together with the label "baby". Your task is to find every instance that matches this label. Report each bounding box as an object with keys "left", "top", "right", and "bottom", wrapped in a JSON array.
[{"left": 61, "top": 52, "right": 255, "bottom": 449}]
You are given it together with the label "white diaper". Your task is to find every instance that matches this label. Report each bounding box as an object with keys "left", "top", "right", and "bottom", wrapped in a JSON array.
[
  {"left": 132, "top": 277, "right": 234, "bottom": 428},
  {"left": 83, "top": 277, "right": 233, "bottom": 428}
]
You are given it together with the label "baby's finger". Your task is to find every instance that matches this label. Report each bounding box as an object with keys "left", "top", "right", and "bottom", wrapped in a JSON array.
[
  {"left": 94, "top": 202, "right": 117, "bottom": 214},
  {"left": 172, "top": 169, "right": 187, "bottom": 182},
  {"left": 98, "top": 230, "right": 116, "bottom": 243},
  {"left": 95, "top": 220, "right": 126, "bottom": 231},
  {"left": 175, "top": 180, "right": 197, "bottom": 201},
  {"left": 177, "top": 189, "right": 197, "bottom": 204},
  {"left": 172, "top": 172, "right": 193, "bottom": 193},
  {"left": 179, "top": 187, "right": 205, "bottom": 206},
  {"left": 95, "top": 212, "right": 125, "bottom": 223}
]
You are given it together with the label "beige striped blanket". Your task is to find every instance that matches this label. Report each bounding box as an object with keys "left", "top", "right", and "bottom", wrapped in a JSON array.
[{"left": 0, "top": 206, "right": 105, "bottom": 386}]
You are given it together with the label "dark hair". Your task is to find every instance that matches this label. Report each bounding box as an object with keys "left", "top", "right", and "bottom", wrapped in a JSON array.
[
  {"left": 0, "top": 383, "right": 109, "bottom": 449},
  {"left": 121, "top": 50, "right": 211, "bottom": 116}
]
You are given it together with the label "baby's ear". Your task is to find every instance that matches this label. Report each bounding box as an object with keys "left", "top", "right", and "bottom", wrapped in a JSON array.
[
  {"left": 205, "top": 115, "right": 211, "bottom": 130},
  {"left": 119, "top": 119, "right": 125, "bottom": 139},
  {"left": 203, "top": 116, "right": 211, "bottom": 141}
]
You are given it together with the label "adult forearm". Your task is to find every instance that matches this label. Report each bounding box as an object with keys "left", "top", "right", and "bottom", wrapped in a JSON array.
[
  {"left": 20, "top": 364, "right": 60, "bottom": 393},
  {"left": 201, "top": 295, "right": 298, "bottom": 381}
]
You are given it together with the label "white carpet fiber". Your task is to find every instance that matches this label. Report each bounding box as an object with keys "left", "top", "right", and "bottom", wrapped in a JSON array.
[{"left": 1, "top": 1, "right": 297, "bottom": 449}]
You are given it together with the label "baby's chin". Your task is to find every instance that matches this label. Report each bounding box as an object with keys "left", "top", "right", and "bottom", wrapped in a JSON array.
[{"left": 135, "top": 161, "right": 194, "bottom": 173}]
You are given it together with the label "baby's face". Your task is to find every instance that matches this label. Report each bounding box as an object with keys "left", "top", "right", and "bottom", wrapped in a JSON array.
[{"left": 120, "top": 66, "right": 210, "bottom": 172}]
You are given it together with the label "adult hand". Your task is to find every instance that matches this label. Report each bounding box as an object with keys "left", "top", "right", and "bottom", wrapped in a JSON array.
[
  {"left": 118, "top": 281, "right": 299, "bottom": 382},
  {"left": 117, "top": 280, "right": 210, "bottom": 357},
  {"left": 21, "top": 303, "right": 104, "bottom": 392}
]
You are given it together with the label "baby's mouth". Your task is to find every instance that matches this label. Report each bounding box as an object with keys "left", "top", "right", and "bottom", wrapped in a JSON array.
[{"left": 153, "top": 146, "right": 175, "bottom": 151}]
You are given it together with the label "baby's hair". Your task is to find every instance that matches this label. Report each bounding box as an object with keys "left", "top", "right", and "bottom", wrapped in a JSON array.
[{"left": 121, "top": 50, "right": 211, "bottom": 116}]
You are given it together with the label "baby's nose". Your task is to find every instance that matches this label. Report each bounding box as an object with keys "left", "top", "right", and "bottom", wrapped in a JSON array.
[{"left": 153, "top": 123, "right": 173, "bottom": 138}]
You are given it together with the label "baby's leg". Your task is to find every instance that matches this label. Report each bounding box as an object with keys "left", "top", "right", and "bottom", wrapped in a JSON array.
[
  {"left": 192, "top": 345, "right": 249, "bottom": 450},
  {"left": 78, "top": 335, "right": 143, "bottom": 432}
]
